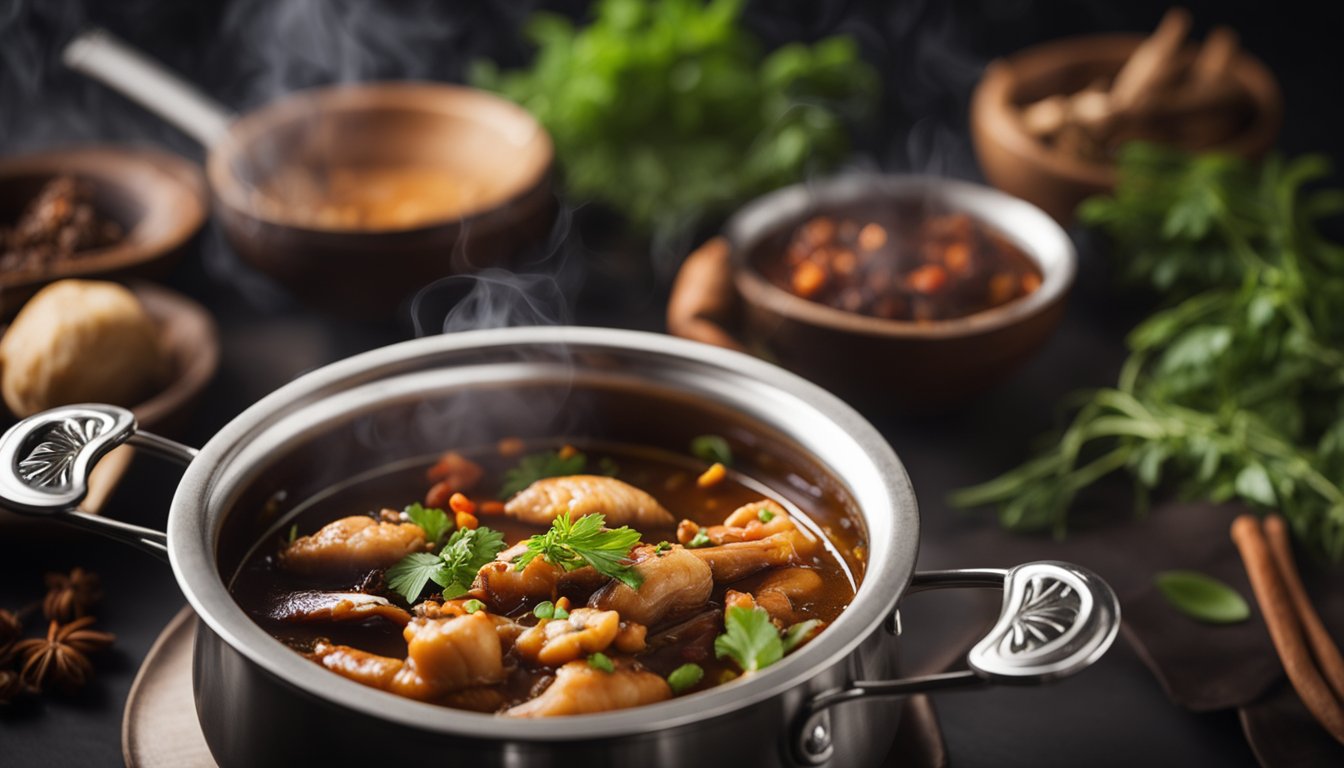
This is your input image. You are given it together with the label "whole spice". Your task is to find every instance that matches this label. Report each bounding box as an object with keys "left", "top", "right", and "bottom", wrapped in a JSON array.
[
  {"left": 43, "top": 567, "right": 102, "bottom": 622},
  {"left": 1263, "top": 515, "right": 1344, "bottom": 703},
  {"left": 0, "top": 607, "right": 22, "bottom": 646},
  {"left": 0, "top": 669, "right": 27, "bottom": 705},
  {"left": 1231, "top": 515, "right": 1344, "bottom": 744},
  {"left": 13, "top": 616, "right": 115, "bottom": 694}
]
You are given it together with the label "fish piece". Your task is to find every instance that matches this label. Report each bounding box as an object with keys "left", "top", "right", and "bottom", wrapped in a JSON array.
[
  {"left": 515, "top": 608, "right": 626, "bottom": 666},
  {"left": 279, "top": 516, "right": 426, "bottom": 575},
  {"left": 504, "top": 660, "right": 671, "bottom": 717},
  {"left": 688, "top": 533, "right": 798, "bottom": 583},
  {"left": 505, "top": 475, "right": 675, "bottom": 528},
  {"left": 589, "top": 544, "right": 712, "bottom": 627},
  {"left": 312, "top": 611, "right": 504, "bottom": 701},
  {"left": 263, "top": 590, "right": 411, "bottom": 626}
]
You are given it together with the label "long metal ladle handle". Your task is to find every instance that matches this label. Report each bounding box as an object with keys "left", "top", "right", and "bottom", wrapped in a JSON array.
[
  {"left": 792, "top": 560, "right": 1120, "bottom": 765},
  {"left": 62, "top": 28, "right": 236, "bottom": 147},
  {"left": 0, "top": 404, "right": 197, "bottom": 560}
]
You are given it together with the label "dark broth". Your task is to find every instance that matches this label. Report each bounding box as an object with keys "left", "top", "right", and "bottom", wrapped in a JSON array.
[
  {"left": 230, "top": 440, "right": 863, "bottom": 710},
  {"left": 763, "top": 200, "right": 1042, "bottom": 322}
]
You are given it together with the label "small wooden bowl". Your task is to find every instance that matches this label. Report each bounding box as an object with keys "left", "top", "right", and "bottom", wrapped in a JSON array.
[
  {"left": 668, "top": 175, "right": 1076, "bottom": 407},
  {"left": 970, "top": 34, "right": 1282, "bottom": 224},
  {"left": 0, "top": 146, "right": 207, "bottom": 312},
  {"left": 0, "top": 281, "right": 217, "bottom": 526}
]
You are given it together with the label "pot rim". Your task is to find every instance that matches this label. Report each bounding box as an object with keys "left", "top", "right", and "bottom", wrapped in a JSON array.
[
  {"left": 167, "top": 327, "right": 919, "bottom": 741},
  {"left": 726, "top": 173, "right": 1076, "bottom": 339}
]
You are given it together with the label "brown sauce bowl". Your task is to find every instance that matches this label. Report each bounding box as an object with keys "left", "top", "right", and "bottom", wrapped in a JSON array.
[{"left": 668, "top": 175, "right": 1076, "bottom": 408}]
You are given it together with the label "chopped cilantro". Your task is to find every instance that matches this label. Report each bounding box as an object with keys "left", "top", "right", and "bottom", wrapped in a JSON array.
[
  {"left": 690, "top": 435, "right": 733, "bottom": 466},
  {"left": 587, "top": 652, "right": 615, "bottom": 673},
  {"left": 715, "top": 605, "right": 783, "bottom": 672},
  {"left": 499, "top": 448, "right": 588, "bottom": 498}
]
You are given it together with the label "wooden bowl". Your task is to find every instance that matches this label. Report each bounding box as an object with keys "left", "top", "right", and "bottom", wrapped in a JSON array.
[
  {"left": 206, "top": 83, "right": 555, "bottom": 316},
  {"left": 970, "top": 34, "right": 1282, "bottom": 225},
  {"left": 668, "top": 175, "right": 1076, "bottom": 408},
  {"left": 0, "top": 146, "right": 207, "bottom": 313},
  {"left": 0, "top": 281, "right": 217, "bottom": 526}
]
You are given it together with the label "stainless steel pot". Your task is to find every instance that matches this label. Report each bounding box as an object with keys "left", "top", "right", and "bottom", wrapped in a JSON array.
[{"left": 0, "top": 327, "right": 1119, "bottom": 767}]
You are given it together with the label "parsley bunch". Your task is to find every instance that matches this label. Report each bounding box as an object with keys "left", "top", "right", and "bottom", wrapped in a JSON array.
[
  {"left": 953, "top": 144, "right": 1344, "bottom": 559},
  {"left": 514, "top": 513, "right": 644, "bottom": 589},
  {"left": 386, "top": 524, "right": 507, "bottom": 603},
  {"left": 471, "top": 0, "right": 875, "bottom": 235}
]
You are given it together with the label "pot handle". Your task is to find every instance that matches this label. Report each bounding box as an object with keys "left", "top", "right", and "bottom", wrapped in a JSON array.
[
  {"left": 792, "top": 560, "right": 1120, "bottom": 765},
  {"left": 666, "top": 237, "right": 748, "bottom": 352},
  {"left": 63, "top": 28, "right": 235, "bottom": 146},
  {"left": 0, "top": 404, "right": 198, "bottom": 561}
]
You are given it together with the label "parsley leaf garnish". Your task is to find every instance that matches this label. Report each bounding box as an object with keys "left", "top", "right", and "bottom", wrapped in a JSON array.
[
  {"left": 405, "top": 502, "right": 452, "bottom": 546},
  {"left": 463, "top": 599, "right": 486, "bottom": 614},
  {"left": 587, "top": 652, "right": 615, "bottom": 673},
  {"left": 513, "top": 513, "right": 644, "bottom": 589},
  {"left": 690, "top": 435, "right": 733, "bottom": 466},
  {"left": 715, "top": 605, "right": 783, "bottom": 672},
  {"left": 532, "top": 600, "right": 570, "bottom": 620},
  {"left": 667, "top": 663, "right": 704, "bottom": 694},
  {"left": 385, "top": 525, "right": 507, "bottom": 603},
  {"left": 782, "top": 620, "right": 822, "bottom": 652},
  {"left": 385, "top": 552, "right": 447, "bottom": 605},
  {"left": 687, "top": 530, "right": 711, "bottom": 548},
  {"left": 499, "top": 448, "right": 589, "bottom": 498}
]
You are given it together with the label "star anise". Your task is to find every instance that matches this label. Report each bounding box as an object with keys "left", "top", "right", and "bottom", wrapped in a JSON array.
[
  {"left": 0, "top": 607, "right": 21, "bottom": 647},
  {"left": 42, "top": 568, "right": 102, "bottom": 622},
  {"left": 0, "top": 668, "right": 28, "bottom": 705},
  {"left": 12, "top": 617, "right": 115, "bottom": 693}
]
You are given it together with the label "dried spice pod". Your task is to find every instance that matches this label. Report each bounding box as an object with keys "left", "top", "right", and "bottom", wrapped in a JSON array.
[
  {"left": 0, "top": 607, "right": 22, "bottom": 646},
  {"left": 0, "top": 668, "right": 28, "bottom": 705},
  {"left": 43, "top": 567, "right": 102, "bottom": 622},
  {"left": 12, "top": 617, "right": 115, "bottom": 694}
]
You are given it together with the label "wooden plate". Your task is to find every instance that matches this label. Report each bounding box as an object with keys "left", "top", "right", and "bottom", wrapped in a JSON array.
[{"left": 0, "top": 145, "right": 207, "bottom": 312}]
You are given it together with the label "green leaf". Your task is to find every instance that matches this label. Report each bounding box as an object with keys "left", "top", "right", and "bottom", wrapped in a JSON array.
[
  {"left": 757, "top": 506, "right": 776, "bottom": 523},
  {"left": 781, "top": 619, "right": 822, "bottom": 653},
  {"left": 500, "top": 449, "right": 588, "bottom": 498},
  {"left": 533, "top": 601, "right": 555, "bottom": 620},
  {"left": 435, "top": 526, "right": 508, "bottom": 598},
  {"left": 514, "top": 513, "right": 644, "bottom": 589},
  {"left": 715, "top": 605, "right": 783, "bottom": 672},
  {"left": 463, "top": 599, "right": 485, "bottom": 614},
  {"left": 1154, "top": 570, "right": 1250, "bottom": 624},
  {"left": 386, "top": 552, "right": 448, "bottom": 604},
  {"left": 691, "top": 435, "right": 733, "bottom": 466},
  {"left": 587, "top": 652, "right": 615, "bottom": 673},
  {"left": 667, "top": 663, "right": 704, "bottom": 694},
  {"left": 1235, "top": 464, "right": 1277, "bottom": 506},
  {"left": 405, "top": 502, "right": 452, "bottom": 546}
]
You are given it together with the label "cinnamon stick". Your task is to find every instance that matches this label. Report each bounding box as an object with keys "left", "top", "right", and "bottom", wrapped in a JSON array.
[
  {"left": 1109, "top": 7, "right": 1192, "bottom": 112},
  {"left": 1232, "top": 514, "right": 1344, "bottom": 744},
  {"left": 1263, "top": 514, "right": 1344, "bottom": 703}
]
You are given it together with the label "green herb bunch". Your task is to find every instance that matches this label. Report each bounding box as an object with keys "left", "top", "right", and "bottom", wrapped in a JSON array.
[
  {"left": 952, "top": 144, "right": 1344, "bottom": 559},
  {"left": 471, "top": 0, "right": 876, "bottom": 234}
]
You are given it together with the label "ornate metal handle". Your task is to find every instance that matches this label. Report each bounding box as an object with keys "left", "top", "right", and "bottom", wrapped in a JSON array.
[
  {"left": 792, "top": 560, "right": 1120, "bottom": 765},
  {"left": 0, "top": 404, "right": 197, "bottom": 560}
]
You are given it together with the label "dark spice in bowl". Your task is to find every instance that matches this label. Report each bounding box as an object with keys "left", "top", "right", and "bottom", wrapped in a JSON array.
[
  {"left": 1, "top": 176, "right": 124, "bottom": 274},
  {"left": 765, "top": 203, "right": 1042, "bottom": 323}
]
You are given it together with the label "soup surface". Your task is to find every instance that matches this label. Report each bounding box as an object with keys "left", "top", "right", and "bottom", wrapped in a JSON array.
[
  {"left": 252, "top": 165, "right": 487, "bottom": 230},
  {"left": 764, "top": 201, "right": 1042, "bottom": 322},
  {"left": 231, "top": 440, "right": 861, "bottom": 717}
]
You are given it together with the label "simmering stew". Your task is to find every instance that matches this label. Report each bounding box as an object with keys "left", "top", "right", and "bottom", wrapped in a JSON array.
[{"left": 231, "top": 440, "right": 860, "bottom": 717}]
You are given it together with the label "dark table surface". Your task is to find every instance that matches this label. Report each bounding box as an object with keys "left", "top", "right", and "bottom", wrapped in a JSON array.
[{"left": 2, "top": 0, "right": 1342, "bottom": 765}]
